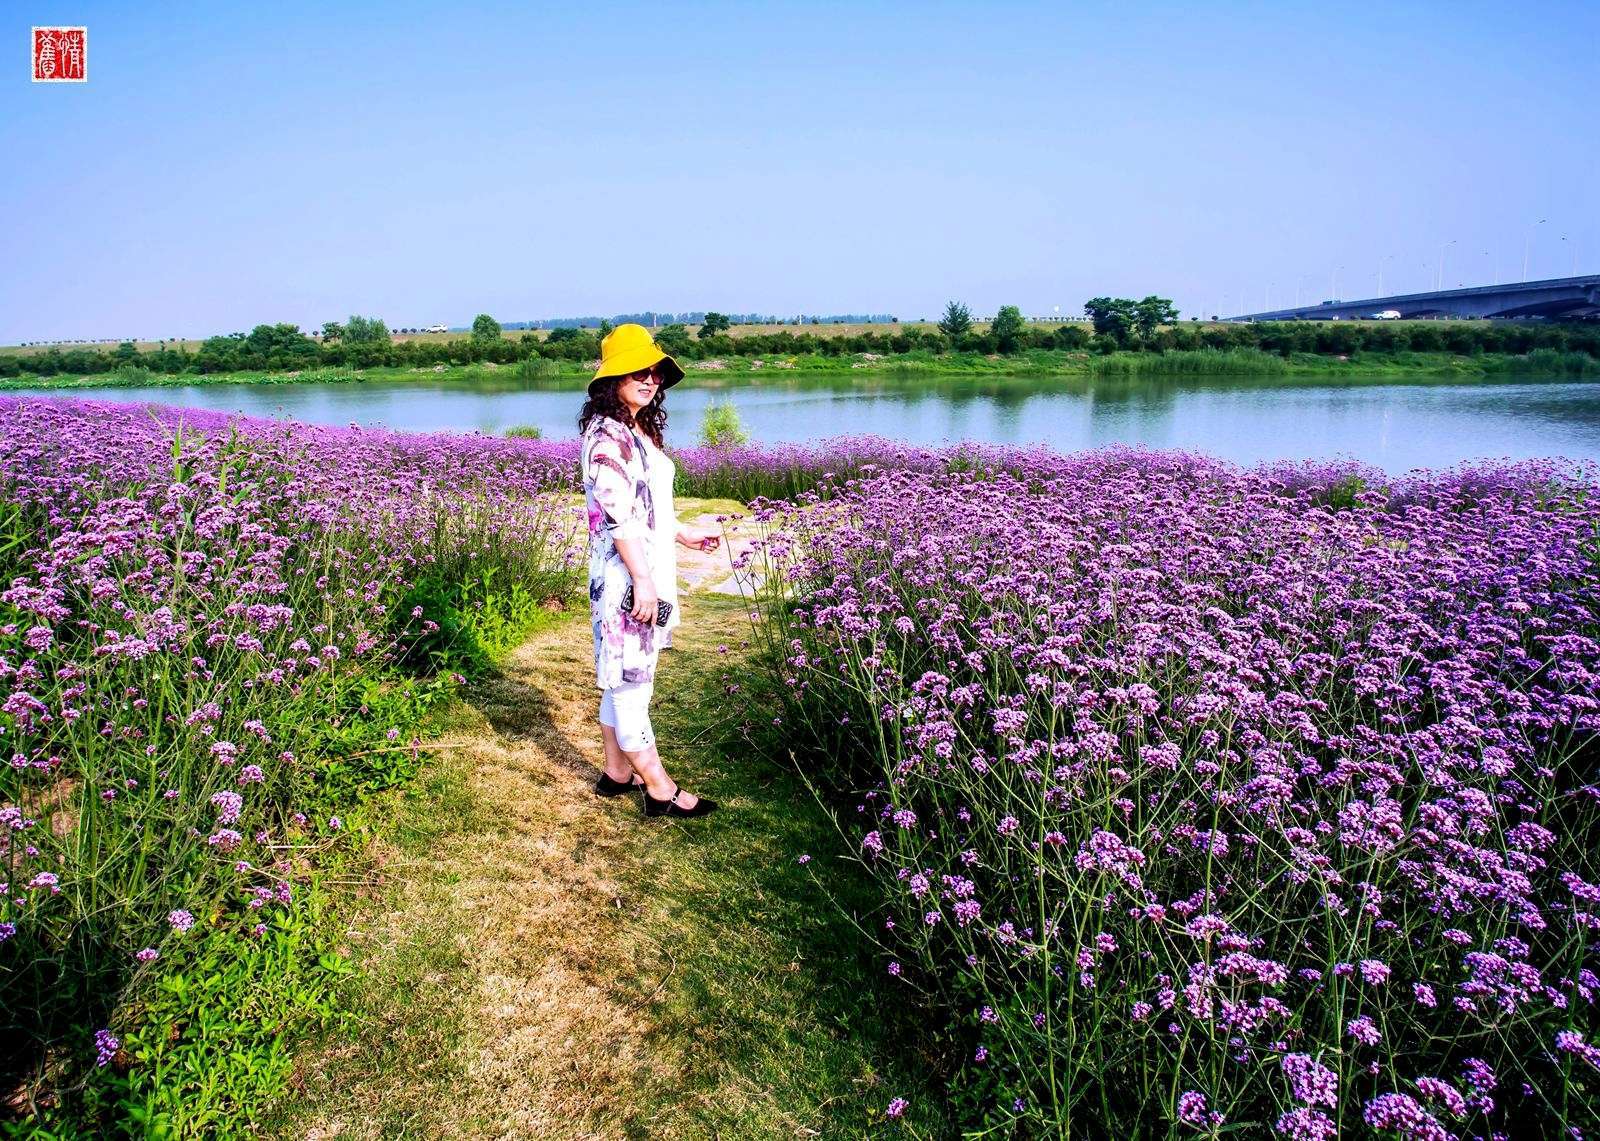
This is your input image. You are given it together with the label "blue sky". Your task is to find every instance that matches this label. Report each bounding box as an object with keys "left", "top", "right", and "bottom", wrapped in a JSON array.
[{"left": 3, "top": 1, "right": 1597, "bottom": 341}]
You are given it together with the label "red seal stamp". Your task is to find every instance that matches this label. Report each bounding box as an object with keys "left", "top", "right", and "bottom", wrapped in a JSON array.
[{"left": 33, "top": 27, "right": 88, "bottom": 83}]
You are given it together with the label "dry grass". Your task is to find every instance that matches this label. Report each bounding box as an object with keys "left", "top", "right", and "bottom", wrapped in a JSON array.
[
  {"left": 1, "top": 320, "right": 1089, "bottom": 356},
  {"left": 0, "top": 340, "right": 199, "bottom": 356},
  {"left": 269, "top": 525, "right": 946, "bottom": 1140},
  {"left": 278, "top": 623, "right": 710, "bottom": 1137}
]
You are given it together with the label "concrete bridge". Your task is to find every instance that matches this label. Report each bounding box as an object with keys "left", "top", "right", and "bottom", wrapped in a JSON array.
[{"left": 1228, "top": 274, "right": 1600, "bottom": 322}]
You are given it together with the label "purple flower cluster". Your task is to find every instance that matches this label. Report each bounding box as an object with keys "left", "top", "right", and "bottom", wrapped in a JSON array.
[
  {"left": 0, "top": 397, "right": 579, "bottom": 1053},
  {"left": 1281, "top": 1053, "right": 1338, "bottom": 1109},
  {"left": 93, "top": 1028, "right": 119, "bottom": 1068},
  {"left": 746, "top": 446, "right": 1600, "bottom": 1135},
  {"left": 1362, "top": 1093, "right": 1451, "bottom": 1140}
]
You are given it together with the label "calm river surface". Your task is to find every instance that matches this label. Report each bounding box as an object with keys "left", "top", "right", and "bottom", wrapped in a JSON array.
[{"left": 14, "top": 373, "right": 1600, "bottom": 473}]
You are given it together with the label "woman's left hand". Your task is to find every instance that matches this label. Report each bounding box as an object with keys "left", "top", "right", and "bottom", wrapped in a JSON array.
[{"left": 680, "top": 526, "right": 721, "bottom": 553}]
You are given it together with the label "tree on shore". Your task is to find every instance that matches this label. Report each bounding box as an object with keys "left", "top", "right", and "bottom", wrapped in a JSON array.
[
  {"left": 699, "top": 312, "right": 731, "bottom": 339},
  {"left": 1084, "top": 297, "right": 1138, "bottom": 344},
  {"left": 655, "top": 323, "right": 692, "bottom": 356},
  {"left": 991, "top": 305, "right": 1026, "bottom": 353},
  {"left": 937, "top": 301, "right": 972, "bottom": 339},
  {"left": 343, "top": 315, "right": 390, "bottom": 345},
  {"left": 234, "top": 324, "right": 319, "bottom": 368},
  {"left": 1133, "top": 296, "right": 1180, "bottom": 338},
  {"left": 471, "top": 313, "right": 502, "bottom": 343},
  {"left": 320, "top": 320, "right": 345, "bottom": 342}
]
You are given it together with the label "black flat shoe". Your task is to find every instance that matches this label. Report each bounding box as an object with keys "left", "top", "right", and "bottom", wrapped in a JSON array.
[
  {"left": 643, "top": 784, "right": 719, "bottom": 818},
  {"left": 594, "top": 772, "right": 644, "bottom": 797}
]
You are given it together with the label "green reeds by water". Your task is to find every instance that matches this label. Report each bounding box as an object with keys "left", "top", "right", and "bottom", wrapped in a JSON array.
[
  {"left": 516, "top": 356, "right": 561, "bottom": 381},
  {"left": 1090, "top": 347, "right": 1290, "bottom": 375},
  {"left": 1089, "top": 345, "right": 1600, "bottom": 379},
  {"left": 1485, "top": 348, "right": 1600, "bottom": 378},
  {"left": 107, "top": 363, "right": 157, "bottom": 385}
]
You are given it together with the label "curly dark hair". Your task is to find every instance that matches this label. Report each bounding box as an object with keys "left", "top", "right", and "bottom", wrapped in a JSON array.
[{"left": 578, "top": 375, "right": 669, "bottom": 449}]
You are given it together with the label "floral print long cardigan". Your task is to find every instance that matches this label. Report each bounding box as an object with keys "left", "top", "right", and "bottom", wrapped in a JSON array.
[{"left": 581, "top": 415, "right": 674, "bottom": 689}]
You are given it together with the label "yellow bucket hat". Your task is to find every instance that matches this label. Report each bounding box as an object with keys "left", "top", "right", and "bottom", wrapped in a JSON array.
[{"left": 589, "top": 323, "right": 685, "bottom": 393}]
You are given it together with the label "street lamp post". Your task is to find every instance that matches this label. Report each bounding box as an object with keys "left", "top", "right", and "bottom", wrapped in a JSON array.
[
  {"left": 1523, "top": 219, "right": 1546, "bottom": 282},
  {"left": 1437, "top": 240, "right": 1456, "bottom": 291}
]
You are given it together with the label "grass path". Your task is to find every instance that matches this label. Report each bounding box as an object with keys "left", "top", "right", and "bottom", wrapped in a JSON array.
[{"left": 269, "top": 516, "right": 947, "bottom": 1139}]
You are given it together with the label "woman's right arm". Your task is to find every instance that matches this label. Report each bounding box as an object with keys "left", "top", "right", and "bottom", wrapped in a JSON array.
[
  {"left": 585, "top": 430, "right": 658, "bottom": 623},
  {"left": 612, "top": 536, "right": 657, "bottom": 622}
]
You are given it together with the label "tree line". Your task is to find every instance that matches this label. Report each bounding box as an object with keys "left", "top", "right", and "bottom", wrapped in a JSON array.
[
  {"left": 521, "top": 311, "right": 899, "bottom": 330},
  {"left": 5, "top": 306, "right": 1599, "bottom": 379}
]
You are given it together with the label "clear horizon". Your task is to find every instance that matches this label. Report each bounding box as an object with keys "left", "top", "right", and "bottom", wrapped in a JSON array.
[{"left": 3, "top": 0, "right": 1597, "bottom": 343}]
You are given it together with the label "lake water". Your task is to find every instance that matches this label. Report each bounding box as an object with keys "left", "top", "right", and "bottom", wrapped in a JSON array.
[{"left": 11, "top": 372, "right": 1600, "bottom": 473}]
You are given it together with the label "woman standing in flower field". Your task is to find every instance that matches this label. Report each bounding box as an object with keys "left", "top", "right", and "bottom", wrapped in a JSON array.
[{"left": 580, "top": 324, "right": 721, "bottom": 818}]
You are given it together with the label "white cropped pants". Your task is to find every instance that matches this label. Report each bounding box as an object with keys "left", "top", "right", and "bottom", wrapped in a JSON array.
[{"left": 599, "top": 679, "right": 656, "bottom": 752}]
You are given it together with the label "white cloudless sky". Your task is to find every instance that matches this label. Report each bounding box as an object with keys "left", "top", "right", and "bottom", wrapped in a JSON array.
[{"left": 2, "top": 0, "right": 1597, "bottom": 341}]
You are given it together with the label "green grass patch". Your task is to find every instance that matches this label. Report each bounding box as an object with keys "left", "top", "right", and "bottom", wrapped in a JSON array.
[
  {"left": 262, "top": 594, "right": 951, "bottom": 1138},
  {"left": 253, "top": 740, "right": 484, "bottom": 1141}
]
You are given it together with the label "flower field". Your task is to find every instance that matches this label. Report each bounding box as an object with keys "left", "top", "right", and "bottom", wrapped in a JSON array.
[
  {"left": 6, "top": 397, "right": 1599, "bottom": 1137},
  {"left": 0, "top": 398, "right": 579, "bottom": 1131},
  {"left": 743, "top": 449, "right": 1600, "bottom": 1137},
  {"left": 668, "top": 435, "right": 1066, "bottom": 504}
]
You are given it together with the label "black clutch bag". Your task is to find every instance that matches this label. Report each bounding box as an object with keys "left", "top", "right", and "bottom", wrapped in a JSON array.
[{"left": 621, "top": 583, "right": 674, "bottom": 626}]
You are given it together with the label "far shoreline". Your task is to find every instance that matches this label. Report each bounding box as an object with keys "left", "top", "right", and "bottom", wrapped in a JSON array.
[{"left": 3, "top": 347, "right": 1598, "bottom": 393}]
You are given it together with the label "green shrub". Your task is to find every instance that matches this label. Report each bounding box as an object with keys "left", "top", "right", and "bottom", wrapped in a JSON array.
[
  {"left": 700, "top": 402, "right": 750, "bottom": 447},
  {"left": 505, "top": 424, "right": 543, "bottom": 439},
  {"left": 1319, "top": 473, "right": 1375, "bottom": 511}
]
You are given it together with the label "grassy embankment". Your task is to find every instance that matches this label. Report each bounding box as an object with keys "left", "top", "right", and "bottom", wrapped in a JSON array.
[
  {"left": 4, "top": 345, "right": 1597, "bottom": 393},
  {"left": 264, "top": 499, "right": 951, "bottom": 1138}
]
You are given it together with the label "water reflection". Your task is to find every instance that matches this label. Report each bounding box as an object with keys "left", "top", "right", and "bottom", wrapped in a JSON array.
[{"left": 9, "top": 372, "right": 1600, "bottom": 473}]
